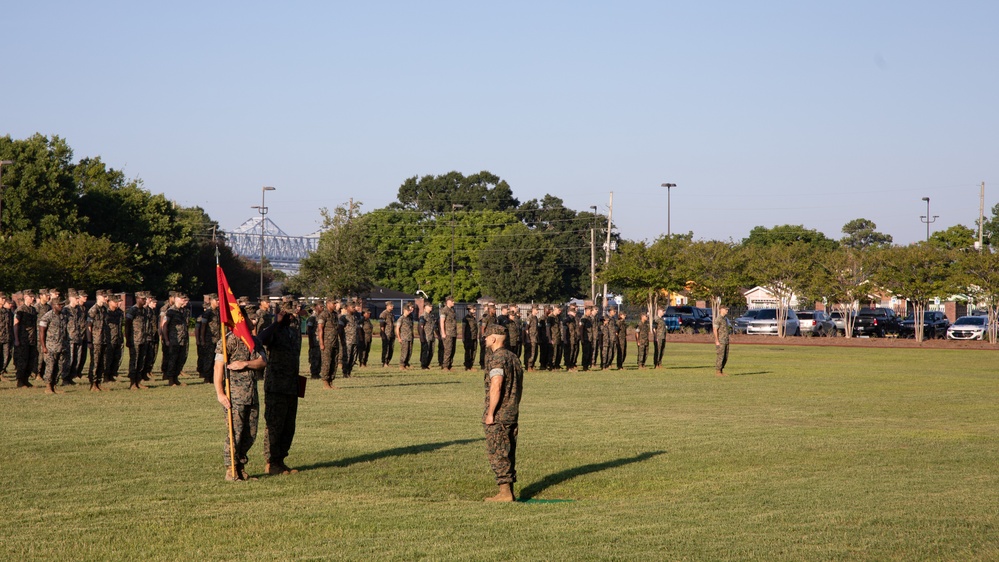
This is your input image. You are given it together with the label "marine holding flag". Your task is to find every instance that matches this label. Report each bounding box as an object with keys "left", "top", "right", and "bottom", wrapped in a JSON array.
[{"left": 214, "top": 264, "right": 267, "bottom": 481}]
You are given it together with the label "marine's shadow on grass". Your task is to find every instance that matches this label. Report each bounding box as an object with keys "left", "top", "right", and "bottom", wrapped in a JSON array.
[
  {"left": 518, "top": 450, "right": 666, "bottom": 500},
  {"left": 297, "top": 438, "right": 483, "bottom": 472},
  {"left": 732, "top": 371, "right": 772, "bottom": 376}
]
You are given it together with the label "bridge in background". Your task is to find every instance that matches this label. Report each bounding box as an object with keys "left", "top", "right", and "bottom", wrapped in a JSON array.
[{"left": 225, "top": 217, "right": 320, "bottom": 275}]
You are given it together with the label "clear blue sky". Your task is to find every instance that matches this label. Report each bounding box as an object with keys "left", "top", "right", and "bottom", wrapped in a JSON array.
[{"left": 5, "top": 1, "right": 997, "bottom": 244}]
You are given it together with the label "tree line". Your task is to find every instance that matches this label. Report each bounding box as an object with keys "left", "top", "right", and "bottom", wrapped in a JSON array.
[{"left": 0, "top": 134, "right": 270, "bottom": 297}]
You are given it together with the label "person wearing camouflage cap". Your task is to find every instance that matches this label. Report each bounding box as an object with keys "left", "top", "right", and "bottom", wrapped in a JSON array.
[
  {"left": 86, "top": 290, "right": 111, "bottom": 390},
  {"left": 196, "top": 294, "right": 221, "bottom": 384},
  {"left": 38, "top": 297, "right": 70, "bottom": 394},
  {"left": 258, "top": 299, "right": 302, "bottom": 476},
  {"left": 13, "top": 290, "right": 39, "bottom": 388},
  {"left": 0, "top": 292, "right": 13, "bottom": 378},
  {"left": 106, "top": 294, "right": 125, "bottom": 381},
  {"left": 125, "top": 292, "right": 149, "bottom": 389},
  {"left": 162, "top": 293, "right": 189, "bottom": 386}
]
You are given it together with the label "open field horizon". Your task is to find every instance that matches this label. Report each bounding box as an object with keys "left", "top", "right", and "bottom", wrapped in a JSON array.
[{"left": 3, "top": 341, "right": 997, "bottom": 560}]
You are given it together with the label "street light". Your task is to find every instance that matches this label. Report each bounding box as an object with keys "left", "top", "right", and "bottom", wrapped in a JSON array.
[
  {"left": 661, "top": 183, "right": 676, "bottom": 237},
  {"left": 450, "top": 203, "right": 464, "bottom": 297},
  {"left": 0, "top": 159, "right": 13, "bottom": 234},
  {"left": 251, "top": 186, "right": 276, "bottom": 296},
  {"left": 590, "top": 205, "right": 598, "bottom": 304},
  {"left": 920, "top": 196, "right": 938, "bottom": 243}
]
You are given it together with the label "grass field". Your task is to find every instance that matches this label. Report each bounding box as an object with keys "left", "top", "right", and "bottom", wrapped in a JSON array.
[{"left": 2, "top": 341, "right": 998, "bottom": 561}]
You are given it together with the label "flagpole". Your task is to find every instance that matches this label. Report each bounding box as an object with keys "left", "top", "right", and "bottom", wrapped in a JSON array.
[{"left": 217, "top": 241, "right": 238, "bottom": 480}]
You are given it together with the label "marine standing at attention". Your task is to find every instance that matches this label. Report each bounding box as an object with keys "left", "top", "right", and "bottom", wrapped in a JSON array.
[
  {"left": 482, "top": 331, "right": 524, "bottom": 502},
  {"left": 713, "top": 306, "right": 731, "bottom": 377}
]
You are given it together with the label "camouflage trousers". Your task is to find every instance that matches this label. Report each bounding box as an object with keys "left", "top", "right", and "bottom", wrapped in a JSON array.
[
  {"left": 580, "top": 341, "right": 593, "bottom": 370},
  {"left": 0, "top": 341, "right": 12, "bottom": 373},
  {"left": 636, "top": 343, "right": 649, "bottom": 368},
  {"left": 484, "top": 422, "right": 519, "bottom": 485},
  {"left": 43, "top": 349, "right": 70, "bottom": 385},
  {"left": 715, "top": 341, "right": 729, "bottom": 372},
  {"left": 442, "top": 336, "right": 456, "bottom": 370},
  {"left": 380, "top": 336, "right": 394, "bottom": 367},
  {"left": 601, "top": 342, "right": 615, "bottom": 369},
  {"left": 523, "top": 340, "right": 537, "bottom": 370},
  {"left": 615, "top": 340, "right": 627, "bottom": 369},
  {"left": 13, "top": 345, "right": 38, "bottom": 384},
  {"left": 399, "top": 340, "right": 412, "bottom": 368},
  {"left": 419, "top": 340, "right": 434, "bottom": 369},
  {"left": 653, "top": 338, "right": 666, "bottom": 368},
  {"left": 360, "top": 338, "right": 372, "bottom": 367},
  {"left": 308, "top": 345, "right": 321, "bottom": 378},
  {"left": 127, "top": 342, "right": 150, "bottom": 382},
  {"left": 145, "top": 340, "right": 159, "bottom": 377},
  {"left": 223, "top": 402, "right": 258, "bottom": 468},
  {"left": 538, "top": 341, "right": 550, "bottom": 369},
  {"left": 89, "top": 343, "right": 109, "bottom": 384},
  {"left": 320, "top": 344, "right": 340, "bottom": 381},
  {"left": 162, "top": 343, "right": 186, "bottom": 379},
  {"left": 550, "top": 340, "right": 563, "bottom": 370},
  {"left": 342, "top": 342, "right": 357, "bottom": 376},
  {"left": 263, "top": 392, "right": 298, "bottom": 465},
  {"left": 463, "top": 338, "right": 477, "bottom": 370},
  {"left": 197, "top": 343, "right": 216, "bottom": 380},
  {"left": 563, "top": 340, "right": 578, "bottom": 370},
  {"left": 478, "top": 338, "right": 486, "bottom": 369},
  {"left": 107, "top": 342, "right": 123, "bottom": 380},
  {"left": 69, "top": 341, "right": 88, "bottom": 379}
]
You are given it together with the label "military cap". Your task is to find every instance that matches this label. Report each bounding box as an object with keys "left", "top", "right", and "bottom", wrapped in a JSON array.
[
  {"left": 238, "top": 296, "right": 250, "bottom": 305},
  {"left": 281, "top": 295, "right": 294, "bottom": 303},
  {"left": 110, "top": 294, "right": 122, "bottom": 302},
  {"left": 176, "top": 293, "right": 189, "bottom": 300},
  {"left": 203, "top": 294, "right": 214, "bottom": 302},
  {"left": 23, "top": 290, "right": 36, "bottom": 298}
]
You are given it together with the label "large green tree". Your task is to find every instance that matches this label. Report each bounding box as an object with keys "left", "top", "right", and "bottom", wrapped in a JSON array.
[
  {"left": 393, "top": 171, "right": 519, "bottom": 215},
  {"left": 289, "top": 203, "right": 375, "bottom": 298},
  {"left": 743, "top": 224, "right": 839, "bottom": 251},
  {"left": 478, "top": 223, "right": 561, "bottom": 302},
  {"left": 954, "top": 248, "right": 999, "bottom": 344},
  {"left": 928, "top": 224, "right": 976, "bottom": 251},
  {"left": 871, "top": 244, "right": 954, "bottom": 342},
  {"left": 0, "top": 134, "right": 83, "bottom": 240},
  {"left": 841, "top": 218, "right": 893, "bottom": 250},
  {"left": 744, "top": 242, "right": 817, "bottom": 337}
]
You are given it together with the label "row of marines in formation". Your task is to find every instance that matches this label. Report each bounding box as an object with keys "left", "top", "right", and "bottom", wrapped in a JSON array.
[{"left": 306, "top": 296, "right": 674, "bottom": 388}]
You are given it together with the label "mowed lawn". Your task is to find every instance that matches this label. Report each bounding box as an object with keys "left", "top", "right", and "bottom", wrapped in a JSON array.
[{"left": 2, "top": 341, "right": 998, "bottom": 561}]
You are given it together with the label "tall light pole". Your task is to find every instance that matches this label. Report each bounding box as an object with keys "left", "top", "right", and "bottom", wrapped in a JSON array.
[
  {"left": 661, "top": 183, "right": 676, "bottom": 237},
  {"left": 0, "top": 159, "right": 13, "bottom": 234},
  {"left": 590, "top": 205, "right": 598, "bottom": 304},
  {"left": 920, "top": 196, "right": 938, "bottom": 243},
  {"left": 450, "top": 203, "right": 463, "bottom": 297},
  {"left": 251, "top": 186, "right": 276, "bottom": 296}
]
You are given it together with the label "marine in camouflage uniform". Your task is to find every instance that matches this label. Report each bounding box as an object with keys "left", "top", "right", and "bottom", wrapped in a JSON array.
[
  {"left": 378, "top": 302, "right": 395, "bottom": 368},
  {"left": 317, "top": 299, "right": 341, "bottom": 388},
  {"left": 259, "top": 303, "right": 302, "bottom": 475},
  {"left": 462, "top": 304, "right": 478, "bottom": 371},
  {"left": 14, "top": 291, "right": 39, "bottom": 387},
  {"left": 339, "top": 300, "right": 359, "bottom": 377},
  {"left": 125, "top": 292, "right": 150, "bottom": 389},
  {"left": 38, "top": 298, "right": 70, "bottom": 393},
  {"left": 601, "top": 309, "right": 618, "bottom": 369},
  {"left": 478, "top": 305, "right": 495, "bottom": 370},
  {"left": 615, "top": 312, "right": 628, "bottom": 370},
  {"left": 306, "top": 302, "right": 322, "bottom": 378},
  {"left": 635, "top": 313, "right": 651, "bottom": 369},
  {"left": 0, "top": 292, "right": 13, "bottom": 377},
  {"left": 548, "top": 305, "right": 564, "bottom": 370},
  {"left": 34, "top": 289, "right": 53, "bottom": 379},
  {"left": 396, "top": 303, "right": 414, "bottom": 369},
  {"left": 482, "top": 331, "right": 524, "bottom": 502},
  {"left": 87, "top": 290, "right": 113, "bottom": 388},
  {"left": 505, "top": 309, "right": 522, "bottom": 357},
  {"left": 67, "top": 290, "right": 89, "bottom": 381},
  {"left": 652, "top": 307, "right": 667, "bottom": 369},
  {"left": 162, "top": 293, "right": 190, "bottom": 386},
  {"left": 214, "top": 331, "right": 266, "bottom": 481},
  {"left": 142, "top": 295, "right": 160, "bottom": 380},
  {"left": 418, "top": 304, "right": 436, "bottom": 370},
  {"left": 359, "top": 308, "right": 373, "bottom": 367},
  {"left": 523, "top": 306, "right": 540, "bottom": 371},
  {"left": 106, "top": 295, "right": 125, "bottom": 381},
  {"left": 713, "top": 306, "right": 731, "bottom": 376},
  {"left": 578, "top": 307, "right": 593, "bottom": 371},
  {"left": 253, "top": 298, "right": 274, "bottom": 336},
  {"left": 440, "top": 297, "right": 458, "bottom": 371},
  {"left": 158, "top": 293, "right": 175, "bottom": 377},
  {"left": 196, "top": 294, "right": 221, "bottom": 383},
  {"left": 562, "top": 305, "right": 580, "bottom": 371}
]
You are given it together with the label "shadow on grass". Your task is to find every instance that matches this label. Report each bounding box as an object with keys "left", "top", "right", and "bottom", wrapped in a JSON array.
[
  {"left": 661, "top": 365, "right": 714, "bottom": 370},
  {"left": 297, "top": 438, "right": 484, "bottom": 472},
  {"left": 519, "top": 450, "right": 666, "bottom": 500},
  {"left": 732, "top": 371, "right": 773, "bottom": 376},
  {"left": 345, "top": 381, "right": 463, "bottom": 389}
]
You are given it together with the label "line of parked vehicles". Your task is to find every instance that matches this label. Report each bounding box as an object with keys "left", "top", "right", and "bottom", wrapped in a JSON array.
[{"left": 664, "top": 306, "right": 992, "bottom": 341}]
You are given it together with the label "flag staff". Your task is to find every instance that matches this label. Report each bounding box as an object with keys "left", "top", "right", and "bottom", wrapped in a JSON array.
[{"left": 216, "top": 236, "right": 238, "bottom": 480}]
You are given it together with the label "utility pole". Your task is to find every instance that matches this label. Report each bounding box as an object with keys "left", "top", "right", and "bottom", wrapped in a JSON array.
[
  {"left": 590, "top": 205, "right": 597, "bottom": 304},
  {"left": 978, "top": 182, "right": 985, "bottom": 251},
  {"left": 602, "top": 192, "right": 613, "bottom": 313},
  {"left": 661, "top": 183, "right": 676, "bottom": 237}
]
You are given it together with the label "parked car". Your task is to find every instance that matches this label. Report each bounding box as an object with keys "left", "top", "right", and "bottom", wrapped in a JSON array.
[
  {"left": 797, "top": 310, "right": 835, "bottom": 337},
  {"left": 898, "top": 311, "right": 950, "bottom": 339},
  {"left": 664, "top": 306, "right": 713, "bottom": 333},
  {"left": 733, "top": 309, "right": 762, "bottom": 334},
  {"left": 946, "top": 316, "right": 990, "bottom": 340},
  {"left": 829, "top": 310, "right": 853, "bottom": 335},
  {"left": 853, "top": 307, "right": 901, "bottom": 338},
  {"left": 746, "top": 308, "right": 800, "bottom": 336}
]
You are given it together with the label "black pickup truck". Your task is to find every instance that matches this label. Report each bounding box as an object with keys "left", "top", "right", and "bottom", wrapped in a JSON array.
[
  {"left": 898, "top": 311, "right": 950, "bottom": 339},
  {"left": 853, "top": 307, "right": 901, "bottom": 337}
]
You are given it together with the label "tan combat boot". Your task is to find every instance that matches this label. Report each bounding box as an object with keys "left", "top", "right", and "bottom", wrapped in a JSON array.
[{"left": 484, "top": 483, "right": 515, "bottom": 502}]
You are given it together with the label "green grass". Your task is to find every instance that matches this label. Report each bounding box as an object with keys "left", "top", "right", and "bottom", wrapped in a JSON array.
[{"left": 2, "top": 342, "right": 998, "bottom": 561}]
